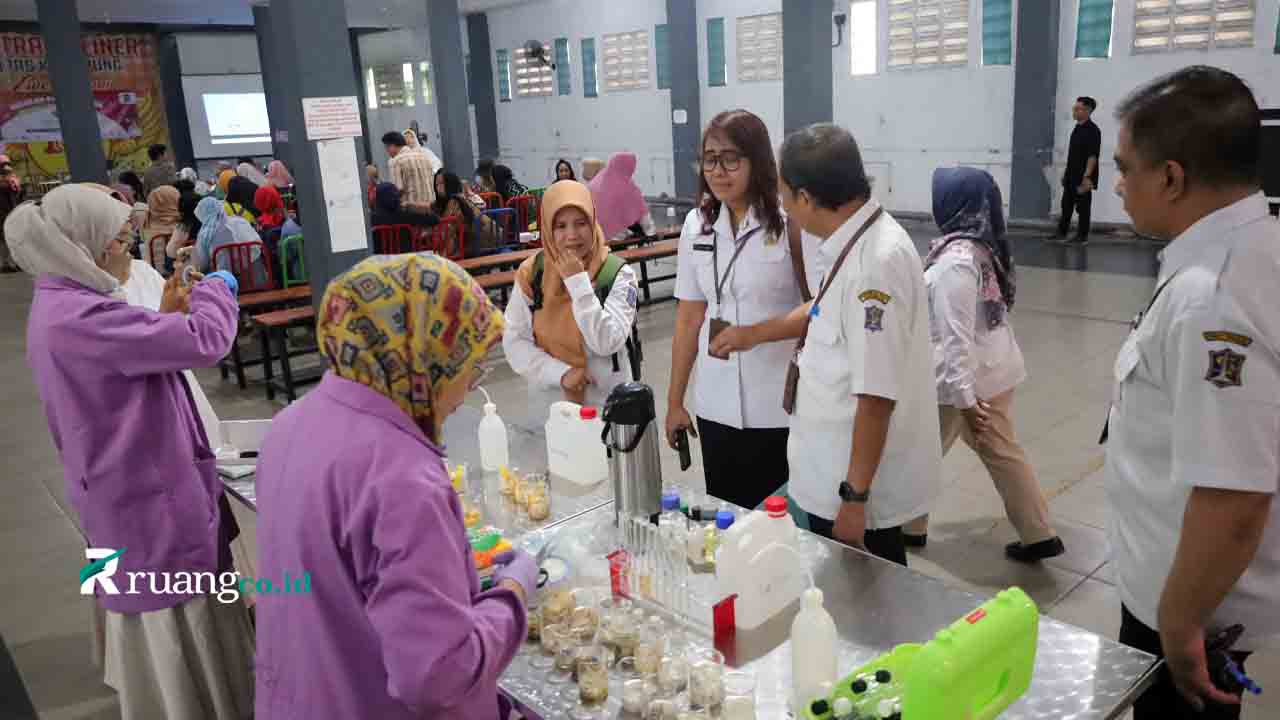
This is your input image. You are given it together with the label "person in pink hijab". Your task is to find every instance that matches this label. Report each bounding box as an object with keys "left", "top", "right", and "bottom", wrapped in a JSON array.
[
  {"left": 266, "top": 160, "right": 294, "bottom": 189},
  {"left": 587, "top": 152, "right": 656, "bottom": 241}
]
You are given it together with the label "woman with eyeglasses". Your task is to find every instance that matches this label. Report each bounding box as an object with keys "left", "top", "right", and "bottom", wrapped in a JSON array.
[
  {"left": 666, "top": 109, "right": 818, "bottom": 510},
  {"left": 254, "top": 254, "right": 537, "bottom": 720}
]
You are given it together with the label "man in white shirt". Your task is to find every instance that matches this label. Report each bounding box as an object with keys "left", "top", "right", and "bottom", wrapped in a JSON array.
[
  {"left": 1106, "top": 66, "right": 1279, "bottom": 719},
  {"left": 775, "top": 124, "right": 941, "bottom": 566}
]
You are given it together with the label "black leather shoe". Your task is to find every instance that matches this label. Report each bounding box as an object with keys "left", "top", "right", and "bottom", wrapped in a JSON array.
[
  {"left": 1005, "top": 537, "right": 1065, "bottom": 563},
  {"left": 903, "top": 533, "right": 927, "bottom": 548}
]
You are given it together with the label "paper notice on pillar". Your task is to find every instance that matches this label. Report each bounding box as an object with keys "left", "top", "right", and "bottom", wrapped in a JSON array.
[
  {"left": 315, "top": 137, "right": 367, "bottom": 253},
  {"left": 302, "top": 96, "right": 362, "bottom": 140}
]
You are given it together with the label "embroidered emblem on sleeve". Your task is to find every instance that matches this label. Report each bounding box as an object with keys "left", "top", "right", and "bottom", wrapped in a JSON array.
[
  {"left": 857, "top": 289, "right": 892, "bottom": 304},
  {"left": 864, "top": 304, "right": 885, "bottom": 333},
  {"left": 1205, "top": 348, "right": 1245, "bottom": 388},
  {"left": 1202, "top": 331, "right": 1253, "bottom": 347}
]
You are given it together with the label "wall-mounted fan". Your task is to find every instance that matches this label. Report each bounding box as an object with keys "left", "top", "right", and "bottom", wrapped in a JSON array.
[{"left": 523, "top": 40, "right": 556, "bottom": 70}]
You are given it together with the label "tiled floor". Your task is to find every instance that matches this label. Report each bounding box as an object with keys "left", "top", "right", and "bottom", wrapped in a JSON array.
[{"left": 1, "top": 223, "right": 1276, "bottom": 719}]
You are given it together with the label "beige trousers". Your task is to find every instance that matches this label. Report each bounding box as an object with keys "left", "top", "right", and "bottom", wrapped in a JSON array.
[{"left": 905, "top": 389, "right": 1056, "bottom": 544}]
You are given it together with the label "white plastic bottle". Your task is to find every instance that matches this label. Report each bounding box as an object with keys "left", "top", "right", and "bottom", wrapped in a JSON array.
[
  {"left": 716, "top": 496, "right": 805, "bottom": 630},
  {"left": 478, "top": 402, "right": 509, "bottom": 472},
  {"left": 792, "top": 587, "right": 838, "bottom": 714}
]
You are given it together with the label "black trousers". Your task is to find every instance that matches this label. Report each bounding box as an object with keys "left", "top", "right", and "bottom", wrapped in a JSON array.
[
  {"left": 1119, "top": 605, "right": 1250, "bottom": 720},
  {"left": 806, "top": 514, "right": 908, "bottom": 567},
  {"left": 695, "top": 417, "right": 788, "bottom": 510},
  {"left": 1059, "top": 183, "right": 1093, "bottom": 239}
]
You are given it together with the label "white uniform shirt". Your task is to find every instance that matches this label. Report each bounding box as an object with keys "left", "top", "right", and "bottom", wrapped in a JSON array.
[
  {"left": 1105, "top": 192, "right": 1280, "bottom": 650},
  {"left": 673, "top": 207, "right": 818, "bottom": 430},
  {"left": 787, "top": 202, "right": 942, "bottom": 528},
  {"left": 503, "top": 262, "right": 639, "bottom": 412},
  {"left": 924, "top": 243, "right": 1027, "bottom": 408}
]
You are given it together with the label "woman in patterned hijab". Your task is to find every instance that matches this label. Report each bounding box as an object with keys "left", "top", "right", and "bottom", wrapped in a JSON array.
[{"left": 317, "top": 252, "right": 505, "bottom": 441}]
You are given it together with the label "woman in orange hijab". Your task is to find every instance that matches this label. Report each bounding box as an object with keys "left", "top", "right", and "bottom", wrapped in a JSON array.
[{"left": 503, "top": 180, "right": 639, "bottom": 410}]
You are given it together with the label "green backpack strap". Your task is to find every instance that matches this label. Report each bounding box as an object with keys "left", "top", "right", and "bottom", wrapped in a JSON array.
[{"left": 591, "top": 254, "right": 627, "bottom": 303}]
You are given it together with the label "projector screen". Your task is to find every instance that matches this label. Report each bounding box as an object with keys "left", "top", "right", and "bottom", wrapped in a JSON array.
[{"left": 181, "top": 74, "right": 274, "bottom": 159}]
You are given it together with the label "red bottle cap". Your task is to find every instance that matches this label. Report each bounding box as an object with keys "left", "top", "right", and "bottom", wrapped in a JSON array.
[
  {"left": 764, "top": 495, "right": 788, "bottom": 517},
  {"left": 579, "top": 406, "right": 598, "bottom": 420}
]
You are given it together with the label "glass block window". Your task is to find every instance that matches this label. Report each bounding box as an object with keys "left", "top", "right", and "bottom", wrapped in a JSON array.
[
  {"left": 514, "top": 42, "right": 555, "bottom": 97},
  {"left": 655, "top": 24, "right": 672, "bottom": 90},
  {"left": 582, "top": 38, "right": 599, "bottom": 97},
  {"left": 1075, "top": 0, "right": 1114, "bottom": 58},
  {"left": 982, "top": 0, "right": 1013, "bottom": 65},
  {"left": 554, "top": 38, "right": 571, "bottom": 95},
  {"left": 496, "top": 49, "right": 511, "bottom": 101},
  {"left": 1133, "top": 0, "right": 1256, "bottom": 53},
  {"left": 737, "top": 12, "right": 783, "bottom": 82},
  {"left": 602, "top": 29, "right": 651, "bottom": 92},
  {"left": 888, "top": 0, "right": 971, "bottom": 69},
  {"left": 369, "top": 63, "right": 416, "bottom": 107},
  {"left": 707, "top": 17, "right": 727, "bottom": 86}
]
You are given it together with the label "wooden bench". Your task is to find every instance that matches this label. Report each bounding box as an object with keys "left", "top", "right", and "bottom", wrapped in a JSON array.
[
  {"left": 220, "top": 285, "right": 314, "bottom": 389},
  {"left": 457, "top": 249, "right": 537, "bottom": 274},
  {"left": 615, "top": 240, "right": 678, "bottom": 304},
  {"left": 250, "top": 305, "right": 321, "bottom": 404}
]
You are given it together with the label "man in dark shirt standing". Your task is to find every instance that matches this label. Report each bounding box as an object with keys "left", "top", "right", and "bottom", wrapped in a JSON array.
[{"left": 1058, "top": 96, "right": 1102, "bottom": 245}]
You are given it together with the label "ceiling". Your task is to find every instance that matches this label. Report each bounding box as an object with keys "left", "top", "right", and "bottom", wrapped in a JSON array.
[{"left": 0, "top": 0, "right": 533, "bottom": 29}]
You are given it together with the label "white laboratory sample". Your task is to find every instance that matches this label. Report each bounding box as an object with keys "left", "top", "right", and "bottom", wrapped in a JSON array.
[
  {"left": 792, "top": 587, "right": 838, "bottom": 714},
  {"left": 478, "top": 400, "right": 509, "bottom": 472},
  {"left": 544, "top": 401, "right": 609, "bottom": 485},
  {"left": 716, "top": 496, "right": 806, "bottom": 630}
]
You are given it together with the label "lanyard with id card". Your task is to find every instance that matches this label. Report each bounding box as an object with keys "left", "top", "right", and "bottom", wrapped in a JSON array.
[{"left": 707, "top": 226, "right": 763, "bottom": 359}]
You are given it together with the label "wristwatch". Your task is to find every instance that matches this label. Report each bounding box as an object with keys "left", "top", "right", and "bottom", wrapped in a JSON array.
[{"left": 839, "top": 481, "right": 870, "bottom": 504}]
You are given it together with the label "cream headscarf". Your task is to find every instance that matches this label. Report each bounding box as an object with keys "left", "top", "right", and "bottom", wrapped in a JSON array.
[{"left": 4, "top": 184, "right": 132, "bottom": 297}]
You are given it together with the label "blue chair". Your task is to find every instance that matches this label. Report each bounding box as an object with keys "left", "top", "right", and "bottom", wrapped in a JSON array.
[{"left": 474, "top": 207, "right": 519, "bottom": 257}]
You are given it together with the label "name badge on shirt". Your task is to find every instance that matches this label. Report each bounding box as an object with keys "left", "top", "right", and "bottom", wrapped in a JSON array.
[{"left": 693, "top": 243, "right": 715, "bottom": 252}]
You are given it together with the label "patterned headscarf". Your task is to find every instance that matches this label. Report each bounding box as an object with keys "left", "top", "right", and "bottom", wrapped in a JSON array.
[
  {"left": 317, "top": 253, "right": 504, "bottom": 441},
  {"left": 926, "top": 167, "right": 1016, "bottom": 329}
]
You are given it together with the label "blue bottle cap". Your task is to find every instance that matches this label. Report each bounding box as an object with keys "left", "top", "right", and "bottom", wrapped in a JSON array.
[
  {"left": 661, "top": 493, "right": 680, "bottom": 511},
  {"left": 715, "top": 510, "right": 735, "bottom": 529}
]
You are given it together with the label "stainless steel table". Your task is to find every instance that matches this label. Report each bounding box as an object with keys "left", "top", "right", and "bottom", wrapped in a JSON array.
[
  {"left": 220, "top": 402, "right": 613, "bottom": 541},
  {"left": 498, "top": 504, "right": 1161, "bottom": 720}
]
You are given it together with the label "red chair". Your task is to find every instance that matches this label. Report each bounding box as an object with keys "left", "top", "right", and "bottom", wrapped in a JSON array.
[
  {"left": 212, "top": 241, "right": 275, "bottom": 293},
  {"left": 372, "top": 224, "right": 417, "bottom": 254},
  {"left": 479, "top": 192, "right": 503, "bottom": 210},
  {"left": 507, "top": 194, "right": 539, "bottom": 232},
  {"left": 427, "top": 215, "right": 466, "bottom": 260}
]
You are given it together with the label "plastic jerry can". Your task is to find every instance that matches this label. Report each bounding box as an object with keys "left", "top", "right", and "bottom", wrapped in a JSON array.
[
  {"left": 902, "top": 587, "right": 1039, "bottom": 720},
  {"left": 715, "top": 495, "right": 807, "bottom": 630},
  {"left": 545, "top": 401, "right": 608, "bottom": 486}
]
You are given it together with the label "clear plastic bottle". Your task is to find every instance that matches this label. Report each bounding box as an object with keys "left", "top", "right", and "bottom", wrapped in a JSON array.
[
  {"left": 478, "top": 402, "right": 509, "bottom": 472},
  {"left": 658, "top": 492, "right": 686, "bottom": 547}
]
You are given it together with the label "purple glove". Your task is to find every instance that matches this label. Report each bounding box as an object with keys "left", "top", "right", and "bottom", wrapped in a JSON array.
[{"left": 491, "top": 549, "right": 539, "bottom": 599}]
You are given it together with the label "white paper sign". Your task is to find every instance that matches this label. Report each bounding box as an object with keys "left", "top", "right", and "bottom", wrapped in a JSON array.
[
  {"left": 302, "top": 96, "right": 362, "bottom": 140},
  {"left": 315, "top": 137, "right": 367, "bottom": 253}
]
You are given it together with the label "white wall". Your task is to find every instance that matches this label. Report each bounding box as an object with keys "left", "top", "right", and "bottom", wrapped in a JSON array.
[
  {"left": 697, "top": 0, "right": 785, "bottom": 153},
  {"left": 175, "top": 33, "right": 261, "bottom": 75},
  {"left": 1056, "top": 0, "right": 1280, "bottom": 223},
  {"left": 359, "top": 27, "right": 445, "bottom": 181},
  {"left": 832, "top": 0, "right": 1015, "bottom": 215},
  {"left": 484, "top": 0, "right": 674, "bottom": 194}
]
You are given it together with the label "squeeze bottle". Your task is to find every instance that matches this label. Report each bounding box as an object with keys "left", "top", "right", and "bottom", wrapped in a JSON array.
[
  {"left": 792, "top": 587, "right": 838, "bottom": 714},
  {"left": 478, "top": 402, "right": 509, "bottom": 472}
]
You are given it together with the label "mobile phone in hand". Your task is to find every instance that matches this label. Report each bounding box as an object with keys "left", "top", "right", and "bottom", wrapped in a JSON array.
[{"left": 675, "top": 428, "right": 692, "bottom": 471}]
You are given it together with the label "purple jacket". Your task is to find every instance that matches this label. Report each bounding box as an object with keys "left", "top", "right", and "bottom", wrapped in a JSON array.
[
  {"left": 254, "top": 373, "right": 527, "bottom": 719},
  {"left": 26, "top": 275, "right": 240, "bottom": 613}
]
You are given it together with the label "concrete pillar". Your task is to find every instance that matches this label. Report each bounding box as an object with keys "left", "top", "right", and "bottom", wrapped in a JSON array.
[
  {"left": 427, "top": 0, "right": 475, "bottom": 176},
  {"left": 666, "top": 0, "right": 702, "bottom": 199},
  {"left": 157, "top": 35, "right": 195, "bottom": 169},
  {"left": 782, "top": 0, "right": 833, "bottom": 136},
  {"left": 36, "top": 0, "right": 106, "bottom": 183},
  {"left": 269, "top": 0, "right": 371, "bottom": 303},
  {"left": 466, "top": 14, "right": 500, "bottom": 164},
  {"left": 1009, "top": 0, "right": 1061, "bottom": 219},
  {"left": 252, "top": 4, "right": 294, "bottom": 172}
]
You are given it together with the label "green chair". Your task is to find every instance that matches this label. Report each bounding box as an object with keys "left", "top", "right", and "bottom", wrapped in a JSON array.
[{"left": 280, "top": 234, "right": 307, "bottom": 288}]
